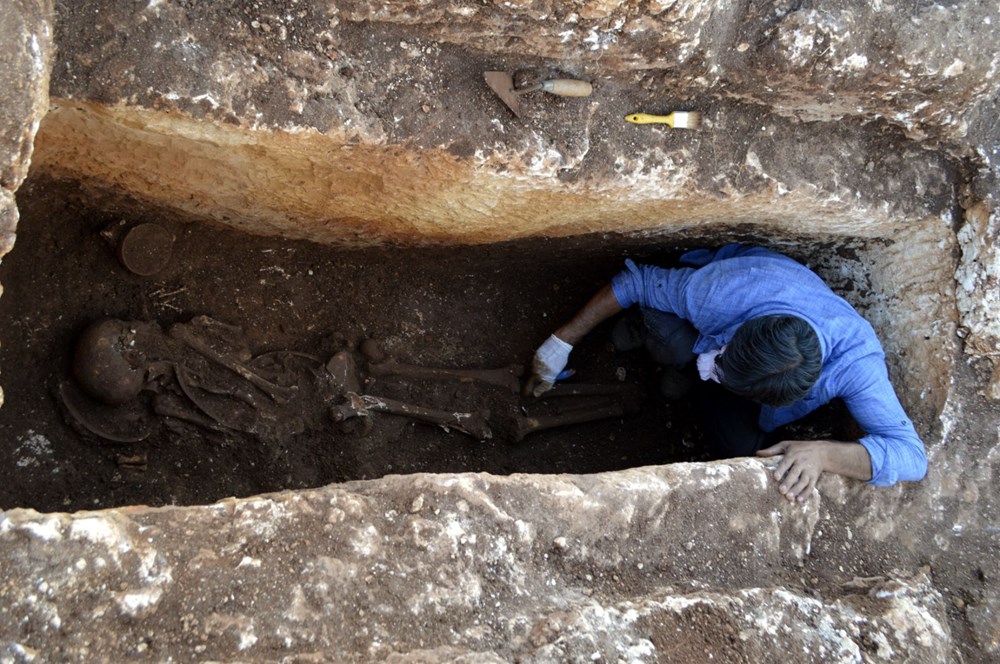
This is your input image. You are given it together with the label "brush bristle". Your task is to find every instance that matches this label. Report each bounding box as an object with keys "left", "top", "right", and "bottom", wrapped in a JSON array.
[{"left": 672, "top": 111, "right": 702, "bottom": 129}]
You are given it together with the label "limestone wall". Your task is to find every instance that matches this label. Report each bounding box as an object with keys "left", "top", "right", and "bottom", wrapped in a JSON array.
[
  {"left": 36, "top": 1, "right": 971, "bottom": 247},
  {"left": 49, "top": 1, "right": 1000, "bottom": 141},
  {"left": 0, "top": 0, "right": 53, "bottom": 411},
  {"left": 0, "top": 464, "right": 953, "bottom": 661},
  {"left": 33, "top": 100, "right": 954, "bottom": 246},
  {"left": 0, "top": 0, "right": 51, "bottom": 257}
]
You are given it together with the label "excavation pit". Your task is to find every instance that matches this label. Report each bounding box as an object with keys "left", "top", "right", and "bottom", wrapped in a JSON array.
[
  {"left": 6, "top": 2, "right": 997, "bottom": 657},
  {"left": 0, "top": 170, "right": 954, "bottom": 513}
]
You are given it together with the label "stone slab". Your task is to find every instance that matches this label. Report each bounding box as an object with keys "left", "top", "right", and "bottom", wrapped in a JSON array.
[
  {"left": 0, "top": 0, "right": 51, "bottom": 193},
  {"left": 0, "top": 461, "right": 951, "bottom": 661}
]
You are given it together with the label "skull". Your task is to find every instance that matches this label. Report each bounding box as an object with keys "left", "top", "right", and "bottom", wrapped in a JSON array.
[{"left": 72, "top": 319, "right": 146, "bottom": 405}]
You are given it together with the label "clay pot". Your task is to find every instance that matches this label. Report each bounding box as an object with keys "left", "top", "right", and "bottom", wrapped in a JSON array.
[{"left": 117, "top": 223, "right": 174, "bottom": 276}]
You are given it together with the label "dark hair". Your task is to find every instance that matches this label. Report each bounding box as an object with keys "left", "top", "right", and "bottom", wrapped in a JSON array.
[{"left": 718, "top": 316, "right": 821, "bottom": 407}]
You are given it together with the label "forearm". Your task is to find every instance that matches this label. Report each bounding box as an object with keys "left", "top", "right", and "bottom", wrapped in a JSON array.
[
  {"left": 758, "top": 438, "right": 872, "bottom": 502},
  {"left": 554, "top": 285, "right": 623, "bottom": 345},
  {"left": 820, "top": 440, "right": 873, "bottom": 481}
]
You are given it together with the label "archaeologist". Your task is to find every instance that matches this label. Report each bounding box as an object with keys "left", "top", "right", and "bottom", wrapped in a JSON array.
[{"left": 527, "top": 244, "right": 927, "bottom": 502}]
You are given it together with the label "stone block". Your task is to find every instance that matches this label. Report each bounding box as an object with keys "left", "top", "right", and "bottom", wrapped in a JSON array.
[
  {"left": 0, "top": 462, "right": 954, "bottom": 661},
  {"left": 0, "top": 0, "right": 52, "bottom": 193}
]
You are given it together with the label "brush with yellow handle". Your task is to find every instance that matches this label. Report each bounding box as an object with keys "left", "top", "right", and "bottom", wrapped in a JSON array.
[{"left": 625, "top": 112, "right": 703, "bottom": 129}]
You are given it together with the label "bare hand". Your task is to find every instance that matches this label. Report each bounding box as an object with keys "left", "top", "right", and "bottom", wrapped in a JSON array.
[{"left": 756, "top": 440, "right": 829, "bottom": 503}]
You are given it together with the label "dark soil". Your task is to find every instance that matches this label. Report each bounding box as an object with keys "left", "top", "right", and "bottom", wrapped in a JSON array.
[
  {"left": 0, "top": 176, "right": 667, "bottom": 512},
  {"left": 0, "top": 176, "right": 856, "bottom": 513}
]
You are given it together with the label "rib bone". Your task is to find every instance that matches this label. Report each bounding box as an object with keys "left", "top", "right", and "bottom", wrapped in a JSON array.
[{"left": 170, "top": 324, "right": 297, "bottom": 403}]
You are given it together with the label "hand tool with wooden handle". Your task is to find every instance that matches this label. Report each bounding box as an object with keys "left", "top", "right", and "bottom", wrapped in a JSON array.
[
  {"left": 516, "top": 79, "right": 593, "bottom": 96},
  {"left": 485, "top": 71, "right": 593, "bottom": 118}
]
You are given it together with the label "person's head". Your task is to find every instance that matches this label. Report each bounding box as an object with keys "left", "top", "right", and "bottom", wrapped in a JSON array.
[{"left": 718, "top": 316, "right": 821, "bottom": 407}]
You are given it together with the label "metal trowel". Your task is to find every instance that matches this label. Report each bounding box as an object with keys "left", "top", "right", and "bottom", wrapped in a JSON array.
[{"left": 484, "top": 71, "right": 593, "bottom": 118}]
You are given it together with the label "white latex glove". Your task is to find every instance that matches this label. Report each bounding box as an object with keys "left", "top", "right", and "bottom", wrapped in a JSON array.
[{"left": 529, "top": 334, "right": 573, "bottom": 395}]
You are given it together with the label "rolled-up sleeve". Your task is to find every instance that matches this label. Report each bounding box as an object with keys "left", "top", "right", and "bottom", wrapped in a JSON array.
[
  {"left": 610, "top": 259, "right": 695, "bottom": 315},
  {"left": 843, "top": 355, "right": 928, "bottom": 486}
]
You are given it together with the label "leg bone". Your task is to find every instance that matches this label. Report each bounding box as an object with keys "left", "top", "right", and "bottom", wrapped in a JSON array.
[
  {"left": 514, "top": 402, "right": 625, "bottom": 442},
  {"left": 367, "top": 359, "right": 523, "bottom": 393},
  {"left": 331, "top": 392, "right": 491, "bottom": 441}
]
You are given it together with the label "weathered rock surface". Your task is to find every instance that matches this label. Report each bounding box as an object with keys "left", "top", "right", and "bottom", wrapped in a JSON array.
[
  {"left": 0, "top": 463, "right": 951, "bottom": 661},
  {"left": 48, "top": 1, "right": 1000, "bottom": 142},
  {"left": 957, "top": 200, "right": 1000, "bottom": 398},
  {"left": 0, "top": 0, "right": 51, "bottom": 195},
  {"left": 956, "top": 36, "right": 1000, "bottom": 402},
  {"left": 0, "top": 0, "right": 54, "bottom": 411},
  {"left": 0, "top": 0, "right": 49, "bottom": 259},
  {"left": 36, "top": 1, "right": 970, "bottom": 250}
]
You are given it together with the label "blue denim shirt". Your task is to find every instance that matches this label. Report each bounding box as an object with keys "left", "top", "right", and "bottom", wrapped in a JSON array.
[{"left": 610, "top": 244, "right": 927, "bottom": 487}]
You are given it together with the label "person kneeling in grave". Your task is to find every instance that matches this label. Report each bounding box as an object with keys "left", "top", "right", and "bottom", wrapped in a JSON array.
[{"left": 525, "top": 244, "right": 928, "bottom": 502}]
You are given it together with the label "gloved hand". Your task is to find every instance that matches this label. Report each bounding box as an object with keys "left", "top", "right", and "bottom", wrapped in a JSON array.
[{"left": 525, "top": 334, "right": 573, "bottom": 396}]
